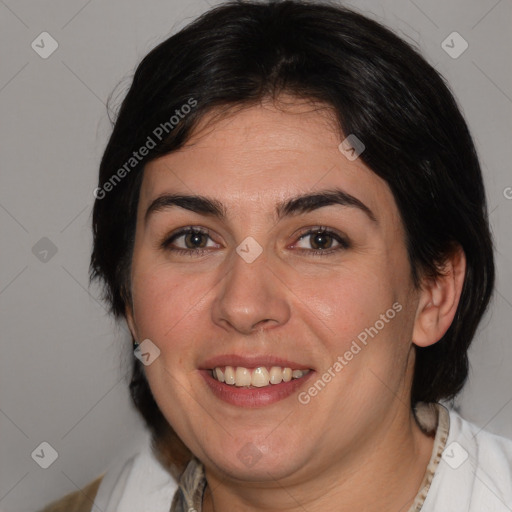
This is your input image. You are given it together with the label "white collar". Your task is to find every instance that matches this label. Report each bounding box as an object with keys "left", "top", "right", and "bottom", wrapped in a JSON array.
[{"left": 93, "top": 429, "right": 178, "bottom": 512}]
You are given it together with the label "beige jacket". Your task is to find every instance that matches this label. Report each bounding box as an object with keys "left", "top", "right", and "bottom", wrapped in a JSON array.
[{"left": 38, "top": 475, "right": 104, "bottom": 512}]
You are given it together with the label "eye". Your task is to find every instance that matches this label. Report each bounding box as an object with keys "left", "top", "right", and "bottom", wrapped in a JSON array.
[
  {"left": 161, "top": 225, "right": 350, "bottom": 258},
  {"left": 161, "top": 227, "right": 219, "bottom": 256},
  {"left": 292, "top": 227, "right": 349, "bottom": 256}
]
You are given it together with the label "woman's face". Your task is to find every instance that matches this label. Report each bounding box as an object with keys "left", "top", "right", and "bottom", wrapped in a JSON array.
[{"left": 126, "top": 99, "right": 422, "bottom": 483}]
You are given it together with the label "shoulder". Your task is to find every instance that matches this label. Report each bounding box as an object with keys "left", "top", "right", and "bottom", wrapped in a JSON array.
[
  {"left": 38, "top": 474, "right": 104, "bottom": 512},
  {"left": 449, "top": 409, "right": 512, "bottom": 485},
  {"left": 424, "top": 405, "right": 512, "bottom": 511},
  {"left": 91, "top": 429, "right": 179, "bottom": 510}
]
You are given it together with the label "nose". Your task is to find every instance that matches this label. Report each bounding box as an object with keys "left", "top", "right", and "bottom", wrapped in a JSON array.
[{"left": 211, "top": 247, "right": 291, "bottom": 335}]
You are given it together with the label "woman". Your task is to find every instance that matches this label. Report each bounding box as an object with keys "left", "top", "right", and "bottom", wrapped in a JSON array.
[{"left": 40, "top": 1, "right": 512, "bottom": 511}]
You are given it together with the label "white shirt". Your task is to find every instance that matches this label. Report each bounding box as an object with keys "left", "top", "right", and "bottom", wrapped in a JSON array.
[{"left": 422, "top": 408, "right": 512, "bottom": 511}]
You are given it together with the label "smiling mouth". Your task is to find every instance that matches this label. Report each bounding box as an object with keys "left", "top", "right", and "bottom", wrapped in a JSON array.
[{"left": 209, "top": 366, "right": 311, "bottom": 388}]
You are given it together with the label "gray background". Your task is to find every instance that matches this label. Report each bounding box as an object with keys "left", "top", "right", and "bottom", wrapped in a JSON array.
[{"left": 0, "top": 0, "right": 511, "bottom": 510}]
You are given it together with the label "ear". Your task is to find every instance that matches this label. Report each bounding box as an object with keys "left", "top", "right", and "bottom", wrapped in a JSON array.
[
  {"left": 125, "top": 303, "right": 138, "bottom": 342},
  {"left": 412, "top": 245, "right": 466, "bottom": 348}
]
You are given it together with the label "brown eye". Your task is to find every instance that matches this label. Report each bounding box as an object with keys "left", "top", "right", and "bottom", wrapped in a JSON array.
[
  {"left": 293, "top": 227, "right": 349, "bottom": 256},
  {"left": 183, "top": 231, "right": 208, "bottom": 249},
  {"left": 161, "top": 227, "right": 219, "bottom": 256},
  {"left": 309, "top": 231, "right": 335, "bottom": 250}
]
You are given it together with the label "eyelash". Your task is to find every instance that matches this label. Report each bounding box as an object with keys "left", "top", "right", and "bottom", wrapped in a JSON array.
[{"left": 160, "top": 226, "right": 350, "bottom": 258}]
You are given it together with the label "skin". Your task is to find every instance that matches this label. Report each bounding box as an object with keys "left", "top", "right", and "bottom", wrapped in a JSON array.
[{"left": 126, "top": 96, "right": 466, "bottom": 512}]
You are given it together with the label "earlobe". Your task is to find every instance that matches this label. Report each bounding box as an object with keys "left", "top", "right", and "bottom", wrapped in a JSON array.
[
  {"left": 412, "top": 246, "right": 466, "bottom": 348},
  {"left": 125, "top": 304, "right": 138, "bottom": 342}
]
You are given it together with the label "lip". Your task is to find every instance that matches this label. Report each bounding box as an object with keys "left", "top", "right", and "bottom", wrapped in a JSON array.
[{"left": 199, "top": 367, "right": 315, "bottom": 408}]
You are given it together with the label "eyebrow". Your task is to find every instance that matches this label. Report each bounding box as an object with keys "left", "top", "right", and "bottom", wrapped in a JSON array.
[{"left": 144, "top": 188, "right": 377, "bottom": 225}]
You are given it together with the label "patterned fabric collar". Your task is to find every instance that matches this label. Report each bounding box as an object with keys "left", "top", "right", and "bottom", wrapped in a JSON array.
[
  {"left": 169, "top": 402, "right": 450, "bottom": 512},
  {"left": 169, "top": 454, "right": 206, "bottom": 512},
  {"left": 408, "top": 402, "right": 450, "bottom": 511}
]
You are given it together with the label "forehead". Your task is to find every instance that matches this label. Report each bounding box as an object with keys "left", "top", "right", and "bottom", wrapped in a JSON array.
[{"left": 139, "top": 100, "right": 399, "bottom": 225}]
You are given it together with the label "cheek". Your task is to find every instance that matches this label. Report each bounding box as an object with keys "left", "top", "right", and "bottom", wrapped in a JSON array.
[
  {"left": 296, "top": 266, "right": 398, "bottom": 344},
  {"left": 131, "top": 262, "right": 196, "bottom": 343}
]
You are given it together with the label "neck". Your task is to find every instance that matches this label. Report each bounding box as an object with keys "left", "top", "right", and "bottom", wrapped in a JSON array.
[{"left": 202, "top": 407, "right": 435, "bottom": 512}]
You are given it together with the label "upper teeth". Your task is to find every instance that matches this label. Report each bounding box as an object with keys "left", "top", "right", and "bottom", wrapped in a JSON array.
[{"left": 212, "top": 366, "right": 310, "bottom": 388}]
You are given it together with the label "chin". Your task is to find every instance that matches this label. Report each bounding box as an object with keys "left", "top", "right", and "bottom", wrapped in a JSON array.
[{"left": 201, "top": 435, "right": 309, "bottom": 482}]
